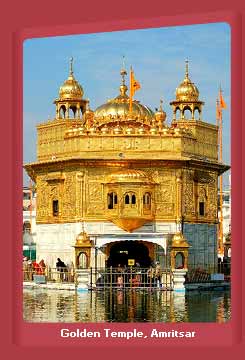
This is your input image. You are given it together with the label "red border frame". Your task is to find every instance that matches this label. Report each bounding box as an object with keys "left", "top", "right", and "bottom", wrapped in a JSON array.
[{"left": 2, "top": 0, "right": 244, "bottom": 358}]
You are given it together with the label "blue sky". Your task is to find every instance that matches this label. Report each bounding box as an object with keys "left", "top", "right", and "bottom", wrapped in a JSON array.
[{"left": 23, "top": 22, "right": 230, "bottom": 187}]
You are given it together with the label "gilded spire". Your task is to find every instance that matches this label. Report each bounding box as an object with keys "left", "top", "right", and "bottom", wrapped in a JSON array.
[
  {"left": 159, "top": 99, "right": 163, "bottom": 111},
  {"left": 69, "top": 57, "right": 74, "bottom": 76},
  {"left": 119, "top": 56, "right": 128, "bottom": 97},
  {"left": 185, "top": 59, "right": 189, "bottom": 79},
  {"left": 120, "top": 55, "right": 127, "bottom": 86}
]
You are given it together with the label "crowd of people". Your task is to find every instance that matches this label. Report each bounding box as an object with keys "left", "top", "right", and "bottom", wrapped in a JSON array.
[
  {"left": 98, "top": 261, "right": 164, "bottom": 288},
  {"left": 23, "top": 257, "right": 164, "bottom": 287},
  {"left": 23, "top": 257, "right": 75, "bottom": 282}
]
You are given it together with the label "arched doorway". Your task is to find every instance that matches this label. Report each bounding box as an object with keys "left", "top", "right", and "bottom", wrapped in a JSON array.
[
  {"left": 78, "top": 252, "right": 88, "bottom": 269},
  {"left": 107, "top": 241, "right": 152, "bottom": 268}
]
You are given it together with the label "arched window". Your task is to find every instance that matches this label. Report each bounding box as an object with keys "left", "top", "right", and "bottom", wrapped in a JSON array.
[
  {"left": 125, "top": 194, "right": 130, "bottom": 204},
  {"left": 59, "top": 105, "right": 66, "bottom": 119},
  {"left": 69, "top": 105, "right": 77, "bottom": 118},
  {"left": 175, "top": 252, "right": 184, "bottom": 269},
  {"left": 53, "top": 200, "right": 59, "bottom": 216},
  {"left": 199, "top": 201, "right": 205, "bottom": 216},
  {"left": 183, "top": 106, "right": 192, "bottom": 119},
  {"left": 124, "top": 192, "right": 136, "bottom": 205},
  {"left": 108, "top": 192, "right": 118, "bottom": 209},
  {"left": 143, "top": 192, "right": 151, "bottom": 210},
  {"left": 198, "top": 188, "right": 207, "bottom": 216},
  {"left": 175, "top": 108, "right": 181, "bottom": 120},
  {"left": 194, "top": 107, "right": 200, "bottom": 120},
  {"left": 78, "top": 252, "right": 87, "bottom": 269}
]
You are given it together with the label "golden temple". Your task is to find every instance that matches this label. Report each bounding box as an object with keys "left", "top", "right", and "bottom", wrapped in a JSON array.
[{"left": 25, "top": 58, "right": 229, "bottom": 271}]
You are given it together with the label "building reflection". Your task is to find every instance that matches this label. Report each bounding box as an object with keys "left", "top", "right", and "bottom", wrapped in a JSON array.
[{"left": 23, "top": 289, "right": 231, "bottom": 323}]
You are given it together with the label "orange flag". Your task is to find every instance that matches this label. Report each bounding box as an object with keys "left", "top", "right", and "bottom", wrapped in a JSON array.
[
  {"left": 130, "top": 68, "right": 141, "bottom": 98},
  {"left": 219, "top": 89, "right": 227, "bottom": 109},
  {"left": 129, "top": 67, "right": 141, "bottom": 114}
]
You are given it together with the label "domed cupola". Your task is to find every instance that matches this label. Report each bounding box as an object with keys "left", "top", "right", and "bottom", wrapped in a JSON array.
[
  {"left": 170, "top": 60, "right": 204, "bottom": 121},
  {"left": 93, "top": 65, "right": 154, "bottom": 131},
  {"left": 175, "top": 67, "right": 199, "bottom": 102},
  {"left": 54, "top": 58, "right": 88, "bottom": 120},
  {"left": 59, "top": 68, "right": 84, "bottom": 101}
]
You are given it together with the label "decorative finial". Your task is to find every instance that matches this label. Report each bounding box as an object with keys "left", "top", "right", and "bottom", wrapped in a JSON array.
[
  {"left": 185, "top": 59, "right": 189, "bottom": 78},
  {"left": 69, "top": 57, "right": 74, "bottom": 76},
  {"left": 122, "top": 55, "right": 125, "bottom": 70},
  {"left": 120, "top": 55, "right": 127, "bottom": 85},
  {"left": 160, "top": 99, "right": 163, "bottom": 111}
]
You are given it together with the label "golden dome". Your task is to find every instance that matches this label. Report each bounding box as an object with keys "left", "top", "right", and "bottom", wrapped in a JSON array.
[
  {"left": 59, "top": 58, "right": 84, "bottom": 100},
  {"left": 107, "top": 169, "right": 154, "bottom": 184},
  {"left": 94, "top": 96, "right": 154, "bottom": 120},
  {"left": 172, "top": 232, "right": 190, "bottom": 248},
  {"left": 75, "top": 231, "right": 92, "bottom": 247},
  {"left": 94, "top": 68, "right": 154, "bottom": 125},
  {"left": 175, "top": 61, "right": 199, "bottom": 102}
]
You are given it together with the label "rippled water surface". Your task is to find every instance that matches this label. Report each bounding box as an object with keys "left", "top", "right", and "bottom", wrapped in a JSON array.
[{"left": 23, "top": 288, "right": 231, "bottom": 323}]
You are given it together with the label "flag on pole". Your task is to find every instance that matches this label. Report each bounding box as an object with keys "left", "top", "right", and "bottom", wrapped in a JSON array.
[
  {"left": 219, "top": 89, "right": 227, "bottom": 109},
  {"left": 216, "top": 99, "right": 221, "bottom": 120},
  {"left": 130, "top": 68, "right": 141, "bottom": 97},
  {"left": 129, "top": 67, "right": 141, "bottom": 114}
]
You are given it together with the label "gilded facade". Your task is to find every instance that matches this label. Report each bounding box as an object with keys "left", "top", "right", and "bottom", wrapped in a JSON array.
[{"left": 25, "top": 59, "right": 229, "bottom": 271}]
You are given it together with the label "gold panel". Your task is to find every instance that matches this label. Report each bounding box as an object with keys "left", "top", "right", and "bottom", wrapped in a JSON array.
[{"left": 110, "top": 217, "right": 152, "bottom": 232}]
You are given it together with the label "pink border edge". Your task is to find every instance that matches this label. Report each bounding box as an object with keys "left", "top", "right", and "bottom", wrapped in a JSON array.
[{"left": 3, "top": 3, "right": 243, "bottom": 357}]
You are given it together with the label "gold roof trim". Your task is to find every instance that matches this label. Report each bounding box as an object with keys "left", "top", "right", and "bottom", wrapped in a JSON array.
[
  {"left": 106, "top": 169, "right": 155, "bottom": 184},
  {"left": 44, "top": 171, "right": 65, "bottom": 181}
]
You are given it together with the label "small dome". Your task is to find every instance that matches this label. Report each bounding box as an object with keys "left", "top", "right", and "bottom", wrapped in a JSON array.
[
  {"left": 75, "top": 231, "right": 92, "bottom": 247},
  {"left": 107, "top": 169, "right": 154, "bottom": 184},
  {"left": 175, "top": 60, "right": 199, "bottom": 102},
  {"left": 172, "top": 232, "right": 189, "bottom": 248},
  {"left": 176, "top": 78, "right": 199, "bottom": 101},
  {"left": 59, "top": 74, "right": 84, "bottom": 100},
  {"left": 59, "top": 58, "right": 84, "bottom": 100}
]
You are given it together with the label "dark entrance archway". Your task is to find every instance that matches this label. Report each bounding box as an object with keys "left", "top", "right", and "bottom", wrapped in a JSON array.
[{"left": 107, "top": 241, "right": 152, "bottom": 267}]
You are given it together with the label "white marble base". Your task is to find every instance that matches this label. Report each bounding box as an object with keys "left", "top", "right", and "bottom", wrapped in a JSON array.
[
  {"left": 36, "top": 221, "right": 178, "bottom": 267},
  {"left": 75, "top": 269, "right": 90, "bottom": 290},
  {"left": 172, "top": 269, "right": 187, "bottom": 292}
]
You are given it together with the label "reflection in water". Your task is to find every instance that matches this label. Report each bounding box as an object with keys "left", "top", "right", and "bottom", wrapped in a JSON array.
[{"left": 23, "top": 289, "right": 231, "bottom": 323}]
